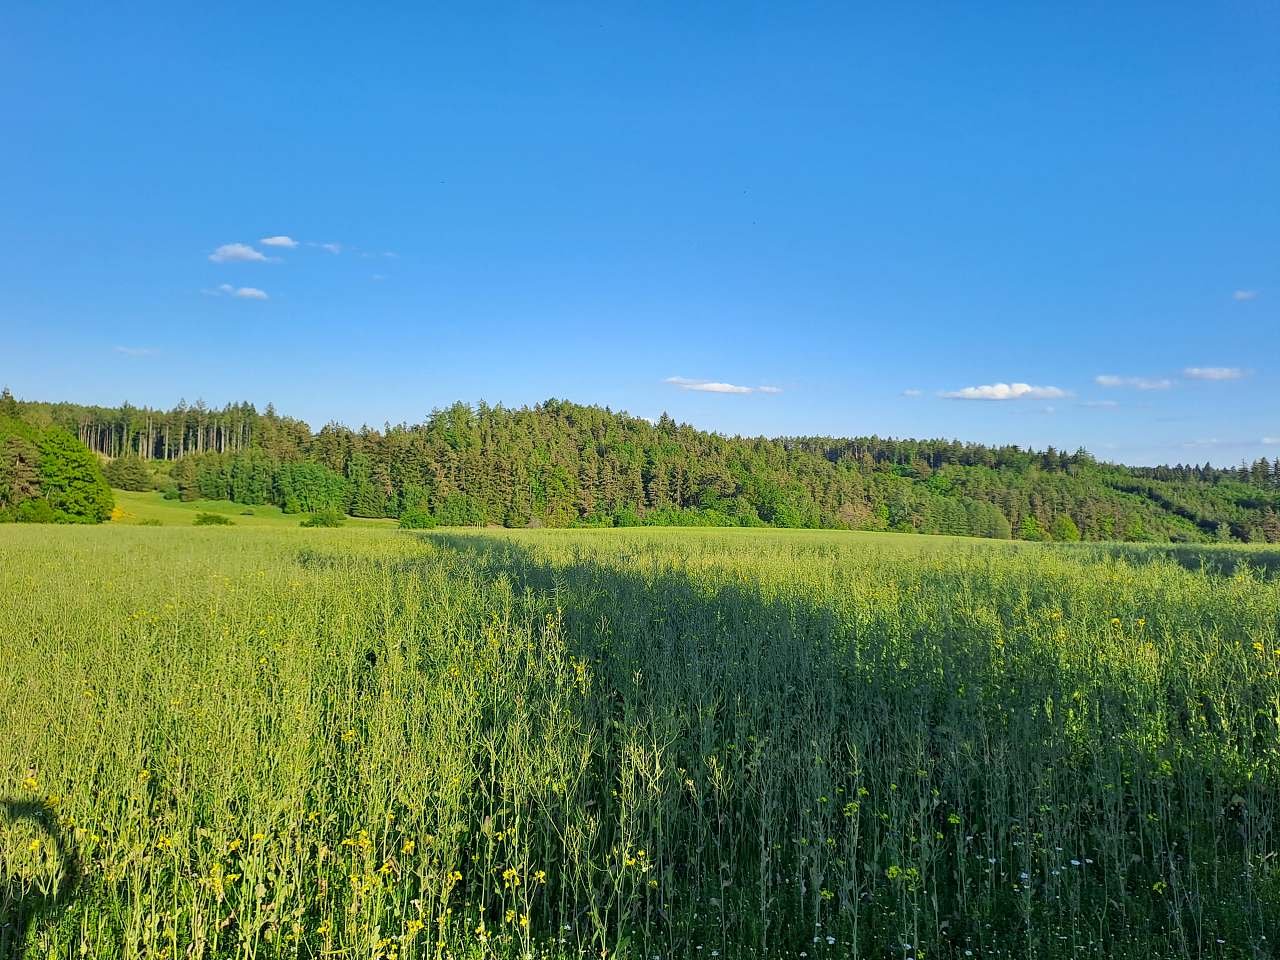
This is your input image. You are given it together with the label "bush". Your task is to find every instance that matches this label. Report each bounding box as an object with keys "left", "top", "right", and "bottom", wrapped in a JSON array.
[
  {"left": 193, "top": 512, "right": 233, "bottom": 526},
  {"left": 15, "top": 498, "right": 56, "bottom": 523},
  {"left": 398, "top": 506, "right": 437, "bottom": 529},
  {"left": 240, "top": 509, "right": 255, "bottom": 516},
  {"left": 301, "top": 509, "right": 345, "bottom": 528}
]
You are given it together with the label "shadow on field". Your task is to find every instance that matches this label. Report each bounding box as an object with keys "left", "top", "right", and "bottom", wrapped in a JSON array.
[
  {"left": 310, "top": 531, "right": 1276, "bottom": 956},
  {"left": 1082, "top": 542, "right": 1280, "bottom": 577},
  {"left": 0, "top": 799, "right": 79, "bottom": 959}
]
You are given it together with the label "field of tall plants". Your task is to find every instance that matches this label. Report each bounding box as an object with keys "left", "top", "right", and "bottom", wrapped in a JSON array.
[{"left": 1, "top": 525, "right": 1278, "bottom": 959}]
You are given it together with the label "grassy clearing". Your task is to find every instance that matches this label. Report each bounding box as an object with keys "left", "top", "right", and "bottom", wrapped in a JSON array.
[
  {"left": 108, "top": 490, "right": 397, "bottom": 528},
  {"left": 0, "top": 524, "right": 1277, "bottom": 958}
]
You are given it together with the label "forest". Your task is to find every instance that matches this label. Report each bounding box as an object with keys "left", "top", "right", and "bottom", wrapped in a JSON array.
[{"left": 5, "top": 390, "right": 1280, "bottom": 541}]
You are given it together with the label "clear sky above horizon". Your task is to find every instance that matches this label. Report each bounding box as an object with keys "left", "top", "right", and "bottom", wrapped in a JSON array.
[{"left": 3, "top": 2, "right": 1276, "bottom": 465}]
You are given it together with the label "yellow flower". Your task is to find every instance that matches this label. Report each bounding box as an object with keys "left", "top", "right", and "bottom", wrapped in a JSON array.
[{"left": 402, "top": 839, "right": 415, "bottom": 854}]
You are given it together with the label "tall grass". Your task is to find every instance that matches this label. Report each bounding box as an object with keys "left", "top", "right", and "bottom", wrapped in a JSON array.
[{"left": 1, "top": 525, "right": 1276, "bottom": 958}]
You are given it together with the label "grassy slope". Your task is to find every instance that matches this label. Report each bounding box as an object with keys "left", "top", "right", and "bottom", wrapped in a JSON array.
[{"left": 109, "top": 489, "right": 397, "bottom": 528}]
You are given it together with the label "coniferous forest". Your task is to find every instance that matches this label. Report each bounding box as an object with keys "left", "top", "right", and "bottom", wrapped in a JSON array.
[{"left": 5, "top": 391, "right": 1279, "bottom": 542}]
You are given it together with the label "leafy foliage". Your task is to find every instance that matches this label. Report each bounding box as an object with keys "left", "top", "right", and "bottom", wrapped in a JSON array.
[
  {"left": 1, "top": 398, "right": 113, "bottom": 524},
  {"left": 192, "top": 512, "right": 233, "bottom": 526},
  {"left": 299, "top": 508, "right": 345, "bottom": 527},
  {"left": 103, "top": 454, "right": 153, "bottom": 491}
]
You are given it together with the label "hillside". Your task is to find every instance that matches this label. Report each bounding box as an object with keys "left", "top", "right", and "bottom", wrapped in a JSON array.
[{"left": 8, "top": 392, "right": 1280, "bottom": 541}]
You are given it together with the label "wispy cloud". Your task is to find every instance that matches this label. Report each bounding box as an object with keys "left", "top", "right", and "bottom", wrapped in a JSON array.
[
  {"left": 204, "top": 283, "right": 269, "bottom": 300},
  {"left": 901, "top": 388, "right": 922, "bottom": 397},
  {"left": 311, "top": 241, "right": 343, "bottom": 254},
  {"left": 371, "top": 273, "right": 387, "bottom": 281},
  {"left": 940, "top": 382, "right": 1068, "bottom": 401},
  {"left": 665, "top": 376, "right": 781, "bottom": 395},
  {"left": 1183, "top": 366, "right": 1246, "bottom": 381},
  {"left": 260, "top": 235, "right": 298, "bottom": 248},
  {"left": 114, "top": 345, "right": 156, "bottom": 357},
  {"left": 1233, "top": 290, "right": 1258, "bottom": 301},
  {"left": 1264, "top": 437, "right": 1279, "bottom": 445},
  {"left": 208, "top": 242, "right": 270, "bottom": 263},
  {"left": 1181, "top": 438, "right": 1252, "bottom": 450},
  {"left": 1095, "top": 374, "right": 1173, "bottom": 390},
  {"left": 1080, "top": 399, "right": 1119, "bottom": 408}
]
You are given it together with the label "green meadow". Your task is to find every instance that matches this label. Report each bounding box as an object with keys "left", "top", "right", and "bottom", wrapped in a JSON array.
[{"left": 2, "top": 506, "right": 1278, "bottom": 958}]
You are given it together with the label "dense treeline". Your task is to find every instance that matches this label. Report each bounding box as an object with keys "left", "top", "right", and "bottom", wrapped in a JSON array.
[
  {"left": 11, "top": 392, "right": 1280, "bottom": 541},
  {"left": 0, "top": 392, "right": 113, "bottom": 523}
]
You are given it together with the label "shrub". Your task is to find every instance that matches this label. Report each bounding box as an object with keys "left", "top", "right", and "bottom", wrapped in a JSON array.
[
  {"left": 15, "top": 498, "right": 56, "bottom": 523},
  {"left": 193, "top": 512, "right": 233, "bottom": 526},
  {"left": 398, "top": 506, "right": 437, "bottom": 529},
  {"left": 301, "top": 509, "right": 345, "bottom": 528}
]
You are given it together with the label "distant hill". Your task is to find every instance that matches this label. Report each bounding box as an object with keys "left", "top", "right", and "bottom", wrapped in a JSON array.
[{"left": 8, "top": 391, "right": 1280, "bottom": 542}]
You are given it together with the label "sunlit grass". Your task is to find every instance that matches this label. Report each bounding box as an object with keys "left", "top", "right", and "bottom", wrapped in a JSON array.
[
  {"left": 109, "top": 489, "right": 397, "bottom": 528},
  {"left": 1, "top": 523, "right": 1277, "bottom": 958}
]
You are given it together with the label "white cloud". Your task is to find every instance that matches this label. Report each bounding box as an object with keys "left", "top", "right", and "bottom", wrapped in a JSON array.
[
  {"left": 371, "top": 273, "right": 387, "bottom": 281},
  {"left": 665, "top": 376, "right": 780, "bottom": 395},
  {"left": 940, "top": 382, "right": 1068, "bottom": 401},
  {"left": 902, "top": 388, "right": 922, "bottom": 397},
  {"left": 317, "top": 242, "right": 343, "bottom": 254},
  {"left": 1095, "top": 374, "right": 1173, "bottom": 390},
  {"left": 1183, "top": 366, "right": 1246, "bottom": 381},
  {"left": 203, "top": 283, "right": 268, "bottom": 300},
  {"left": 208, "top": 242, "right": 269, "bottom": 263},
  {"left": 260, "top": 235, "right": 298, "bottom": 248},
  {"left": 1263, "top": 437, "right": 1280, "bottom": 445},
  {"left": 114, "top": 345, "right": 156, "bottom": 357},
  {"left": 1233, "top": 290, "right": 1258, "bottom": 301},
  {"left": 1080, "top": 399, "right": 1119, "bottom": 408}
]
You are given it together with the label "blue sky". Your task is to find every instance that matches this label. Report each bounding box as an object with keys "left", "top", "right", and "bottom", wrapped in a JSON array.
[{"left": 3, "top": 2, "right": 1276, "bottom": 465}]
